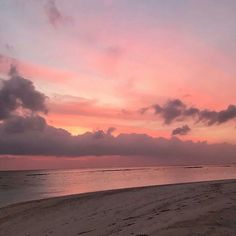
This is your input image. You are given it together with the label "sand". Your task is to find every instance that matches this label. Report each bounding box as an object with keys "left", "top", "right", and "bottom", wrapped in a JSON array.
[{"left": 0, "top": 179, "right": 235, "bottom": 236}]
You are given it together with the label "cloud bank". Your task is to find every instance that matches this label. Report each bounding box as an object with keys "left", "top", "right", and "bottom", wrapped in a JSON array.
[
  {"left": 0, "top": 69, "right": 235, "bottom": 164},
  {"left": 0, "top": 119, "right": 236, "bottom": 165}
]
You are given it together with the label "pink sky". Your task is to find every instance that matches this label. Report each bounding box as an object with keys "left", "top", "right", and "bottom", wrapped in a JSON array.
[{"left": 0, "top": 0, "right": 236, "bottom": 169}]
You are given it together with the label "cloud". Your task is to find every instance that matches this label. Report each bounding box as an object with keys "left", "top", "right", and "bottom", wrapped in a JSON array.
[
  {"left": 2, "top": 115, "right": 46, "bottom": 133},
  {"left": 44, "top": 0, "right": 64, "bottom": 28},
  {"left": 153, "top": 99, "right": 186, "bottom": 124},
  {"left": 199, "top": 105, "right": 236, "bottom": 126},
  {"left": 172, "top": 125, "right": 191, "bottom": 136},
  {"left": 0, "top": 118, "right": 235, "bottom": 165},
  {"left": 0, "top": 65, "right": 47, "bottom": 120},
  {"left": 142, "top": 99, "right": 236, "bottom": 126},
  {"left": 0, "top": 69, "right": 235, "bottom": 164}
]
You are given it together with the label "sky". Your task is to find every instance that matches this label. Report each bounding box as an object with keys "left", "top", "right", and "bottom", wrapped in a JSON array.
[{"left": 0, "top": 0, "right": 236, "bottom": 170}]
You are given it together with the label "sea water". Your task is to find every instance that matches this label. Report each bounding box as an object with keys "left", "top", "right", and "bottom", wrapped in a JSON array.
[{"left": 1, "top": 165, "right": 236, "bottom": 208}]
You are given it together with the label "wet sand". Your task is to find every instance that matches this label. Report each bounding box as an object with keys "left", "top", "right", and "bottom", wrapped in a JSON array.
[{"left": 0, "top": 179, "right": 235, "bottom": 236}]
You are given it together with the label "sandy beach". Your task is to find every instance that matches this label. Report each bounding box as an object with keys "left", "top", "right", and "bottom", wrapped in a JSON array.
[{"left": 0, "top": 179, "right": 235, "bottom": 236}]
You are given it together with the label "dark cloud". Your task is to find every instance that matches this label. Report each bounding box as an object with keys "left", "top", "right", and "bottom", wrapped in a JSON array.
[
  {"left": 183, "top": 107, "right": 199, "bottom": 117},
  {"left": 198, "top": 110, "right": 218, "bottom": 126},
  {"left": 92, "top": 130, "right": 106, "bottom": 139},
  {"left": 0, "top": 65, "right": 47, "bottom": 120},
  {"left": 0, "top": 118, "right": 235, "bottom": 165},
  {"left": 44, "top": 0, "right": 64, "bottom": 28},
  {"left": 0, "top": 70, "right": 235, "bottom": 164},
  {"left": 152, "top": 99, "right": 185, "bottom": 124},
  {"left": 2, "top": 115, "right": 46, "bottom": 134},
  {"left": 143, "top": 99, "right": 236, "bottom": 126},
  {"left": 172, "top": 125, "right": 191, "bottom": 136},
  {"left": 199, "top": 105, "right": 236, "bottom": 126}
]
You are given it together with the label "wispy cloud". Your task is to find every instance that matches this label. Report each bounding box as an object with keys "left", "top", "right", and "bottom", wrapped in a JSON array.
[{"left": 44, "top": 0, "right": 65, "bottom": 28}]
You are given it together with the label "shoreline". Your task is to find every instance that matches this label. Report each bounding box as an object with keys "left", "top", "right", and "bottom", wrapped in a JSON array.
[
  {"left": 0, "top": 179, "right": 236, "bottom": 235},
  {"left": 1, "top": 178, "right": 235, "bottom": 210}
]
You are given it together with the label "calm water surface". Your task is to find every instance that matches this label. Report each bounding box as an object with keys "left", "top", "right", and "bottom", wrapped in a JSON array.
[{"left": 1, "top": 165, "right": 236, "bottom": 208}]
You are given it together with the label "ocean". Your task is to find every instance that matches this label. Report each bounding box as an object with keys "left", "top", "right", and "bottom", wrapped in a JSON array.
[{"left": 1, "top": 165, "right": 236, "bottom": 208}]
